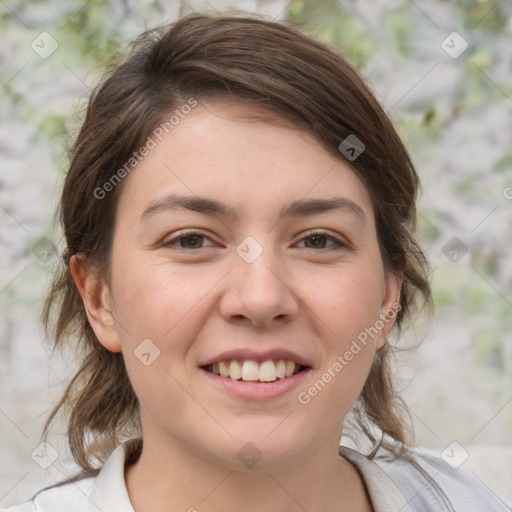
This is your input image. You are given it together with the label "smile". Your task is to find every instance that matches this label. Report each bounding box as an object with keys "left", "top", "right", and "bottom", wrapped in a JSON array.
[{"left": 202, "top": 359, "right": 307, "bottom": 383}]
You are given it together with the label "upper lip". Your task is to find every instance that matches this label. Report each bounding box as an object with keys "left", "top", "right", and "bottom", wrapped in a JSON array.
[{"left": 199, "top": 348, "right": 313, "bottom": 368}]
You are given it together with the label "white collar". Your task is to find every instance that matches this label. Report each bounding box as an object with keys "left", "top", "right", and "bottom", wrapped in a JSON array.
[
  {"left": 85, "top": 439, "right": 139, "bottom": 512},
  {"left": 339, "top": 446, "right": 413, "bottom": 512},
  {"left": 84, "top": 440, "right": 412, "bottom": 512}
]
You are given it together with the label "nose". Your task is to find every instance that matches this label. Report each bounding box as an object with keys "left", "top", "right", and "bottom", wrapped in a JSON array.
[{"left": 218, "top": 242, "right": 299, "bottom": 328}]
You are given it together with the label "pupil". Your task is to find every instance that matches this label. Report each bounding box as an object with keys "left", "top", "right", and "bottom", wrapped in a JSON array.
[
  {"left": 309, "top": 235, "right": 324, "bottom": 248},
  {"left": 182, "top": 235, "right": 201, "bottom": 248}
]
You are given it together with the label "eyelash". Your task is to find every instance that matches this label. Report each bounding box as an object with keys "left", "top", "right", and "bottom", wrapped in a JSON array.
[{"left": 162, "top": 230, "right": 347, "bottom": 251}]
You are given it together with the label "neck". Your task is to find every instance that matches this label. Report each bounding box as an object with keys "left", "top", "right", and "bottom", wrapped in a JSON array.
[{"left": 125, "top": 433, "right": 373, "bottom": 512}]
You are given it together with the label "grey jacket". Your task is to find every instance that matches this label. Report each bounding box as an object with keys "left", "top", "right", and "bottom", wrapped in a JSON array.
[
  {"left": 341, "top": 446, "right": 509, "bottom": 511},
  {"left": 2, "top": 440, "right": 509, "bottom": 511}
]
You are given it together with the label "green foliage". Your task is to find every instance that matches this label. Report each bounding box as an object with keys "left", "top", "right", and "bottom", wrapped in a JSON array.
[
  {"left": 39, "top": 115, "right": 66, "bottom": 140},
  {"left": 287, "top": 0, "right": 511, "bottom": 384},
  {"left": 2, "top": 0, "right": 510, "bottom": 381},
  {"left": 288, "top": 0, "right": 376, "bottom": 69},
  {"left": 454, "top": 0, "right": 509, "bottom": 32}
]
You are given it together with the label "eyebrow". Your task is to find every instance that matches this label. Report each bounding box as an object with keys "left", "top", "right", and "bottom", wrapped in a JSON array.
[{"left": 141, "top": 194, "right": 367, "bottom": 224}]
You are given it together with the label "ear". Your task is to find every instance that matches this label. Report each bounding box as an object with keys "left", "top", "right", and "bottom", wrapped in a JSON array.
[
  {"left": 70, "top": 254, "right": 122, "bottom": 353},
  {"left": 375, "top": 269, "right": 403, "bottom": 351}
]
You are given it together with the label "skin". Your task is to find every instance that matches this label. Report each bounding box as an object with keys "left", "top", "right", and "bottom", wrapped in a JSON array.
[{"left": 71, "top": 100, "right": 401, "bottom": 512}]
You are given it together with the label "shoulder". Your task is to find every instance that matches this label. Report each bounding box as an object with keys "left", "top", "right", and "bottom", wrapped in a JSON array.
[
  {"left": 1, "top": 439, "right": 140, "bottom": 512},
  {"left": 1, "top": 502, "right": 36, "bottom": 512},
  {"left": 373, "top": 446, "right": 509, "bottom": 511},
  {"left": 0, "top": 475, "right": 95, "bottom": 512}
]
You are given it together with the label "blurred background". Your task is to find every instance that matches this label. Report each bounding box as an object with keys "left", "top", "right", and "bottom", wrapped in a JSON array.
[{"left": 0, "top": 0, "right": 511, "bottom": 508}]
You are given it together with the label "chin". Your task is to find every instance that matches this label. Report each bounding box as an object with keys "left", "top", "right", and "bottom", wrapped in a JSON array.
[{"left": 207, "top": 425, "right": 309, "bottom": 472}]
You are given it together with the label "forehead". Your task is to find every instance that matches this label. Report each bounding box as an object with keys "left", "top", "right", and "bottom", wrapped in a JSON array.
[{"left": 116, "top": 100, "right": 375, "bottom": 224}]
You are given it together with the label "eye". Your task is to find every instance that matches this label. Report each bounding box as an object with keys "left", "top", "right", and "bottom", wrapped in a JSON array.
[
  {"left": 297, "top": 231, "right": 347, "bottom": 250},
  {"left": 161, "top": 230, "right": 347, "bottom": 251},
  {"left": 162, "top": 232, "right": 216, "bottom": 250}
]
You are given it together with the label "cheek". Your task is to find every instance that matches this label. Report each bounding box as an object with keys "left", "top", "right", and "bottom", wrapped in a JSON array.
[
  {"left": 111, "top": 256, "right": 213, "bottom": 342},
  {"left": 312, "top": 263, "right": 384, "bottom": 337},
  {"left": 112, "top": 264, "right": 204, "bottom": 422},
  {"left": 299, "top": 264, "right": 383, "bottom": 403}
]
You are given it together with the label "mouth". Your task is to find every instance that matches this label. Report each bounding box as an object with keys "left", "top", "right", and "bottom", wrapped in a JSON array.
[{"left": 201, "top": 359, "right": 309, "bottom": 383}]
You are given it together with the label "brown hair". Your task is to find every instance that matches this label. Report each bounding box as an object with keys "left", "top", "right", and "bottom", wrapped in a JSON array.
[{"left": 42, "top": 12, "right": 432, "bottom": 474}]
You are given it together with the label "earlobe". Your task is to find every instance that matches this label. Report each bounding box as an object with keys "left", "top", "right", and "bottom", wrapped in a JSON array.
[
  {"left": 69, "top": 254, "right": 122, "bottom": 353},
  {"left": 375, "top": 269, "right": 403, "bottom": 351}
]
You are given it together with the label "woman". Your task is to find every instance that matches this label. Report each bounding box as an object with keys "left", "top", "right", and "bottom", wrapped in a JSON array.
[{"left": 2, "top": 12, "right": 507, "bottom": 512}]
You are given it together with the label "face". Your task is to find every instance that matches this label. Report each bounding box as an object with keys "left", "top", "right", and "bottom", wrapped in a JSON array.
[{"left": 76, "top": 100, "right": 401, "bottom": 471}]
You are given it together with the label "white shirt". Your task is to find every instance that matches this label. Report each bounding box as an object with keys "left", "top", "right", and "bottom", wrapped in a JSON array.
[{"left": 2, "top": 439, "right": 508, "bottom": 511}]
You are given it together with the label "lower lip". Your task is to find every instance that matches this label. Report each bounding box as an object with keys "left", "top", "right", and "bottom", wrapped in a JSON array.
[{"left": 199, "top": 367, "right": 312, "bottom": 400}]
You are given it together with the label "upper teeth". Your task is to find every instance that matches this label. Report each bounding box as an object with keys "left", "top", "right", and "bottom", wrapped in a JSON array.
[{"left": 210, "top": 360, "right": 299, "bottom": 382}]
